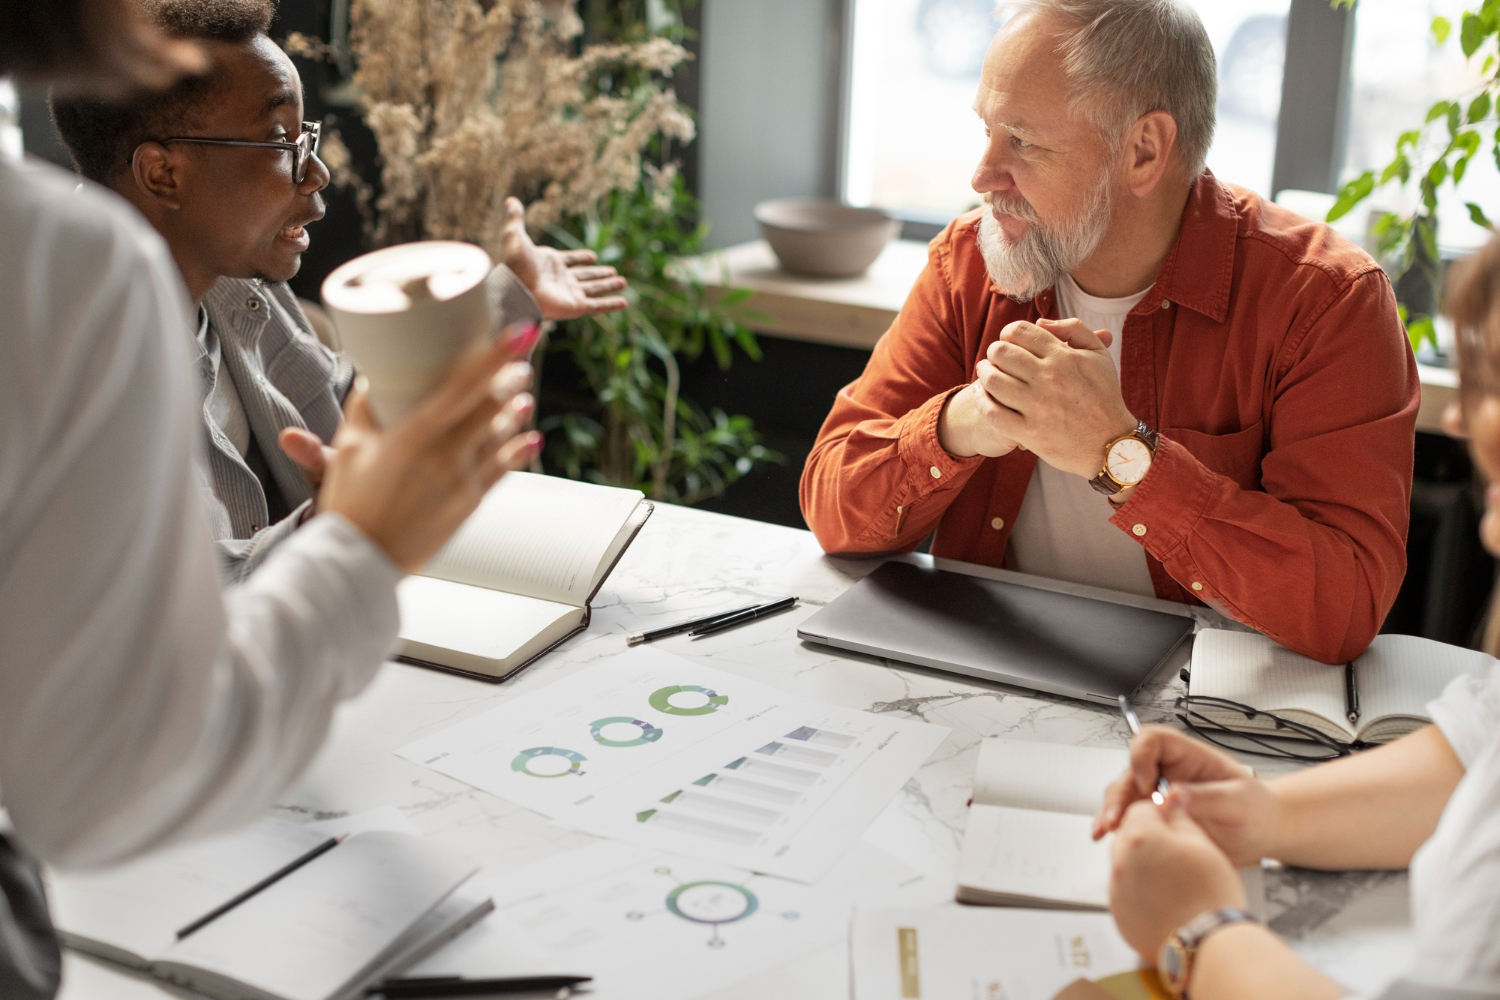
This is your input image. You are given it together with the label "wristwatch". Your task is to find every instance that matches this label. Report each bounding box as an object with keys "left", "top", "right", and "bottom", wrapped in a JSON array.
[
  {"left": 1090, "top": 420, "right": 1159, "bottom": 496},
  {"left": 1157, "top": 907, "right": 1256, "bottom": 997}
]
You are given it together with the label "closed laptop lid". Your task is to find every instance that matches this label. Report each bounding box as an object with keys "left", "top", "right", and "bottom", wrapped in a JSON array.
[{"left": 798, "top": 561, "right": 1194, "bottom": 703}]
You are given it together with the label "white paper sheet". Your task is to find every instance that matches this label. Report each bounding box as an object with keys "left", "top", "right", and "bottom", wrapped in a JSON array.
[
  {"left": 394, "top": 649, "right": 951, "bottom": 881},
  {"left": 413, "top": 840, "right": 932, "bottom": 1000},
  {"left": 850, "top": 906, "right": 1146, "bottom": 1000}
]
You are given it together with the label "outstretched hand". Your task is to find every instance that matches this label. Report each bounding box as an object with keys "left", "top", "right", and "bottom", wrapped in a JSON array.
[{"left": 498, "top": 197, "right": 629, "bottom": 320}]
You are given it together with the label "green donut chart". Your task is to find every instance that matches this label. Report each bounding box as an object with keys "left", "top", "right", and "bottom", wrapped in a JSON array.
[
  {"left": 590, "top": 716, "right": 665, "bottom": 747},
  {"left": 510, "top": 746, "right": 587, "bottom": 778},
  {"left": 649, "top": 684, "right": 729, "bottom": 717},
  {"left": 665, "top": 881, "right": 759, "bottom": 925}
]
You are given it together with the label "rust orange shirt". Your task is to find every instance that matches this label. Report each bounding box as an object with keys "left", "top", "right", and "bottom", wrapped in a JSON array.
[{"left": 800, "top": 173, "right": 1419, "bottom": 664}]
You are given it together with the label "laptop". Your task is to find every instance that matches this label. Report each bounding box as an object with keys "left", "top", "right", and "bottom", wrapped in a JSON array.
[{"left": 798, "top": 561, "right": 1195, "bottom": 705}]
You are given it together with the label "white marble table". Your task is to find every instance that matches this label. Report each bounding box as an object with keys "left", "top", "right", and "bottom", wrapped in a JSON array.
[{"left": 58, "top": 502, "right": 1413, "bottom": 999}]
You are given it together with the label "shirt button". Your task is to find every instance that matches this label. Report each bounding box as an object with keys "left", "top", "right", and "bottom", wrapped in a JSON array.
[
  {"left": 1132, "top": 523, "right": 1148, "bottom": 537},
  {"left": 896, "top": 505, "right": 903, "bottom": 514},
  {"left": 250, "top": 524, "right": 261, "bottom": 532},
  {"left": 991, "top": 517, "right": 1005, "bottom": 530},
  {"left": 1160, "top": 299, "right": 1171, "bottom": 310},
  {"left": 1191, "top": 581, "right": 1204, "bottom": 592},
  {"left": 247, "top": 298, "right": 261, "bottom": 311},
  {"left": 929, "top": 466, "right": 942, "bottom": 479}
]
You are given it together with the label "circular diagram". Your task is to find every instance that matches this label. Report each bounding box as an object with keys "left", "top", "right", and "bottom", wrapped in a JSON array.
[
  {"left": 589, "top": 716, "right": 665, "bottom": 747},
  {"left": 509, "top": 746, "right": 587, "bottom": 778},
  {"left": 665, "top": 881, "right": 759, "bottom": 926},
  {"left": 649, "top": 684, "right": 729, "bottom": 717}
]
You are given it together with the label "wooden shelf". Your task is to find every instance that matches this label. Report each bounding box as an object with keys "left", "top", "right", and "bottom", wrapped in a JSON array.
[{"left": 682, "top": 239, "right": 1461, "bottom": 435}]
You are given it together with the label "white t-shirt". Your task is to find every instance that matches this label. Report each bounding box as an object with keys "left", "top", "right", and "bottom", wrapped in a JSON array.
[
  {"left": 1006, "top": 273, "right": 1156, "bottom": 597},
  {"left": 1384, "top": 662, "right": 1500, "bottom": 994}
]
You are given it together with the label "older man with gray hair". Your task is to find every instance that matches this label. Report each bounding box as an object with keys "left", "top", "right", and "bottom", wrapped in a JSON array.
[{"left": 801, "top": 0, "right": 1419, "bottom": 665}]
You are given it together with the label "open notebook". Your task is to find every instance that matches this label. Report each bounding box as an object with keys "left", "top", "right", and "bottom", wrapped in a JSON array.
[
  {"left": 956, "top": 740, "right": 1265, "bottom": 913},
  {"left": 48, "top": 818, "right": 488, "bottom": 1000},
  {"left": 956, "top": 740, "right": 1127, "bottom": 909},
  {"left": 1189, "top": 629, "right": 1494, "bottom": 744},
  {"left": 397, "top": 472, "right": 652, "bottom": 680}
]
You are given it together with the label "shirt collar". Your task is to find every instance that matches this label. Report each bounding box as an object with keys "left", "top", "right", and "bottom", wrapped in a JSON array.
[{"left": 1134, "top": 170, "right": 1238, "bottom": 323}]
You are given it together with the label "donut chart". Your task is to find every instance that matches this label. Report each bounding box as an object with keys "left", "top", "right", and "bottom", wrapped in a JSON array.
[
  {"left": 590, "top": 716, "right": 665, "bottom": 747},
  {"left": 649, "top": 684, "right": 729, "bottom": 717},
  {"left": 510, "top": 746, "right": 587, "bottom": 778},
  {"left": 665, "top": 881, "right": 759, "bottom": 925}
]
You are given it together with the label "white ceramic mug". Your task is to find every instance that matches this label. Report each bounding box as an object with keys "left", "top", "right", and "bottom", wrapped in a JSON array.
[{"left": 321, "top": 241, "right": 496, "bottom": 425}]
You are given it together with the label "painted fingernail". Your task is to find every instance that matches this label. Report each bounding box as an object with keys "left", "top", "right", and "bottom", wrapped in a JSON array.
[
  {"left": 508, "top": 322, "right": 541, "bottom": 352},
  {"left": 511, "top": 391, "right": 535, "bottom": 415}
]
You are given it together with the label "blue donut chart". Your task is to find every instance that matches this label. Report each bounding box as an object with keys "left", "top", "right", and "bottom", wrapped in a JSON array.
[
  {"left": 510, "top": 746, "right": 587, "bottom": 778},
  {"left": 590, "top": 716, "right": 665, "bottom": 747}
]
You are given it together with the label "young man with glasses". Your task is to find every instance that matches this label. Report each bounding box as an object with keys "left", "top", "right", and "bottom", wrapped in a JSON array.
[{"left": 51, "top": 0, "right": 629, "bottom": 581}]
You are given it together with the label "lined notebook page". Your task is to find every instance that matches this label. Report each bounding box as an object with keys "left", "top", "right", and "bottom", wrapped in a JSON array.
[
  {"left": 972, "top": 740, "right": 1128, "bottom": 815},
  {"left": 162, "top": 831, "right": 475, "bottom": 1000},
  {"left": 48, "top": 817, "right": 328, "bottom": 964},
  {"left": 957, "top": 805, "right": 1110, "bottom": 908},
  {"left": 1356, "top": 634, "right": 1494, "bottom": 724},
  {"left": 1191, "top": 630, "right": 1347, "bottom": 724},
  {"left": 422, "top": 473, "right": 644, "bottom": 605}
]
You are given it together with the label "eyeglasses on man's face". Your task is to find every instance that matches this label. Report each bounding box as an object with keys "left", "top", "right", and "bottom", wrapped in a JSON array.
[{"left": 150, "top": 121, "right": 323, "bottom": 184}]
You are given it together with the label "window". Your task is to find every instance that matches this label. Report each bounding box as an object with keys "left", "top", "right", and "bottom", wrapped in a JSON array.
[
  {"left": 1343, "top": 0, "right": 1499, "bottom": 255},
  {"left": 841, "top": 0, "right": 1292, "bottom": 220}
]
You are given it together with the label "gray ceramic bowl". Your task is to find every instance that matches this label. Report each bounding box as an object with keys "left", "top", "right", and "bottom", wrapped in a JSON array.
[{"left": 754, "top": 198, "right": 901, "bottom": 278}]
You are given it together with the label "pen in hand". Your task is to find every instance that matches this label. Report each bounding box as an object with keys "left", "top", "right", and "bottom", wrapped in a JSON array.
[{"left": 1116, "top": 696, "right": 1171, "bottom": 806}]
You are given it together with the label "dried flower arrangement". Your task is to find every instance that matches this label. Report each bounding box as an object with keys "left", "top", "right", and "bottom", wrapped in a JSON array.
[{"left": 294, "top": 0, "right": 775, "bottom": 504}]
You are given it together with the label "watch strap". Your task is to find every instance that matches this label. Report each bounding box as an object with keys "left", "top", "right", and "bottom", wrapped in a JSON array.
[{"left": 1089, "top": 420, "right": 1158, "bottom": 496}]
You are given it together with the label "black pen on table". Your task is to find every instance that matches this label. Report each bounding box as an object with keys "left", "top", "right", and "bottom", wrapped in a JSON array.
[
  {"left": 371, "top": 975, "right": 592, "bottom": 998},
  {"left": 1344, "top": 662, "right": 1360, "bottom": 727},
  {"left": 1117, "top": 696, "right": 1171, "bottom": 806},
  {"left": 175, "top": 835, "right": 343, "bottom": 939},
  {"left": 689, "top": 596, "right": 798, "bottom": 638},
  {"left": 626, "top": 604, "right": 764, "bottom": 646}
]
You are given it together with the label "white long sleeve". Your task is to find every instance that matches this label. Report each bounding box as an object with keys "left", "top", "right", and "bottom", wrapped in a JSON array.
[{"left": 0, "top": 159, "right": 402, "bottom": 870}]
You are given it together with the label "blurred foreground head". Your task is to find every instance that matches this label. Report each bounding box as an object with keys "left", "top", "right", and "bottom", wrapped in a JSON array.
[{"left": 0, "top": 0, "right": 203, "bottom": 97}]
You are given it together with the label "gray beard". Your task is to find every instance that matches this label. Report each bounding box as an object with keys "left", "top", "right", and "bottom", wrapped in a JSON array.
[{"left": 976, "top": 176, "right": 1113, "bottom": 302}]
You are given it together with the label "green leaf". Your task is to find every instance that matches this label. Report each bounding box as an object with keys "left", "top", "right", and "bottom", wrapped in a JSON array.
[
  {"left": 1462, "top": 12, "right": 1486, "bottom": 57},
  {"left": 1427, "top": 100, "right": 1454, "bottom": 125},
  {"left": 1471, "top": 92, "right": 1493, "bottom": 123},
  {"left": 1468, "top": 201, "right": 1494, "bottom": 228},
  {"left": 1434, "top": 15, "right": 1452, "bottom": 44},
  {"left": 1380, "top": 152, "right": 1410, "bottom": 186},
  {"left": 1327, "top": 171, "right": 1375, "bottom": 221},
  {"left": 1407, "top": 314, "right": 1438, "bottom": 354}
]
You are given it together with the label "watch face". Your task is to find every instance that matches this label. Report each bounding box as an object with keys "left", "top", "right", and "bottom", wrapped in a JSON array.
[
  {"left": 1158, "top": 938, "right": 1189, "bottom": 994},
  {"left": 1107, "top": 436, "right": 1152, "bottom": 486}
]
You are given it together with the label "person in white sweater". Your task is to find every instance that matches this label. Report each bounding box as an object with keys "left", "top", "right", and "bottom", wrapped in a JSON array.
[
  {"left": 1096, "top": 238, "right": 1500, "bottom": 998},
  {"left": 0, "top": 0, "right": 537, "bottom": 927}
]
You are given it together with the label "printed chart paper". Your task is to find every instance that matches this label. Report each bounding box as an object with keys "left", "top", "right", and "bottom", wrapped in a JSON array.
[
  {"left": 394, "top": 650, "right": 951, "bottom": 881},
  {"left": 411, "top": 840, "right": 933, "bottom": 1000}
]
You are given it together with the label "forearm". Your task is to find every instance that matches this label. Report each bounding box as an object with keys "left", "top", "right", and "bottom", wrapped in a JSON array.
[
  {"left": 1113, "top": 437, "right": 1403, "bottom": 664},
  {"left": 1263, "top": 726, "right": 1463, "bottom": 869},
  {"left": 801, "top": 387, "right": 981, "bottom": 553},
  {"left": 1190, "top": 923, "right": 1341, "bottom": 1000}
]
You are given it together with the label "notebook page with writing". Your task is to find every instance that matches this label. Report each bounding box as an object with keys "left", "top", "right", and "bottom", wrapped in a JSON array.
[
  {"left": 160, "top": 831, "right": 476, "bottom": 1000},
  {"left": 421, "top": 473, "right": 644, "bottom": 606},
  {"left": 956, "top": 805, "right": 1110, "bottom": 909},
  {"left": 47, "top": 816, "right": 328, "bottom": 965},
  {"left": 972, "top": 740, "right": 1128, "bottom": 816},
  {"left": 1191, "top": 630, "right": 1352, "bottom": 739},
  {"left": 1355, "top": 635, "right": 1494, "bottom": 736}
]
